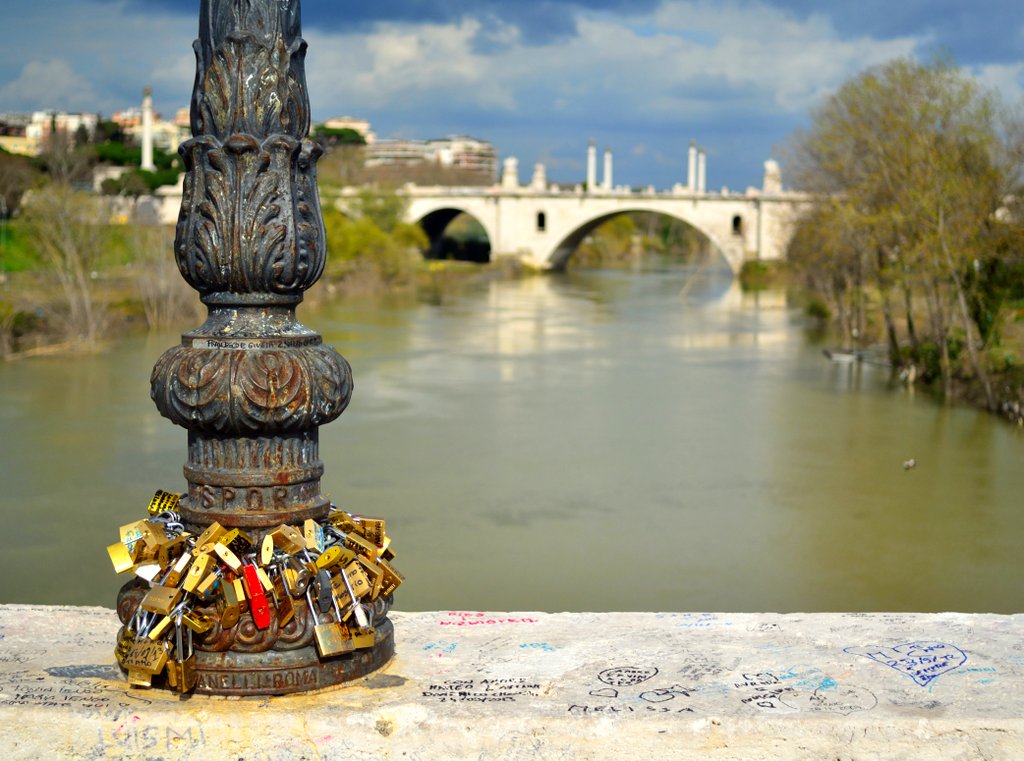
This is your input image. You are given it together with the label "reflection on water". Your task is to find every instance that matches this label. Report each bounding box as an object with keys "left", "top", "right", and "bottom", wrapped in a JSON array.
[{"left": 1, "top": 263, "right": 1021, "bottom": 613}]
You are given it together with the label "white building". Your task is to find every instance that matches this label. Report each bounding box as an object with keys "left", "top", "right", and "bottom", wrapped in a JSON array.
[{"left": 366, "top": 135, "right": 497, "bottom": 181}]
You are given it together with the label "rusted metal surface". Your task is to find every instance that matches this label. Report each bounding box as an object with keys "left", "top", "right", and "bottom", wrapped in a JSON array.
[
  {"left": 136, "top": 0, "right": 393, "bottom": 694},
  {"left": 191, "top": 620, "right": 395, "bottom": 696},
  {"left": 149, "top": 0, "right": 342, "bottom": 529}
]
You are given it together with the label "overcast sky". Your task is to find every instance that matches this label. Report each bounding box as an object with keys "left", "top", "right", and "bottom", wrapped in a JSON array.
[{"left": 2, "top": 1, "right": 1022, "bottom": 190}]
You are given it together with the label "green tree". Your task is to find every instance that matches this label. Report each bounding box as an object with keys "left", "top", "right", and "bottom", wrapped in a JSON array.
[
  {"left": 322, "top": 189, "right": 427, "bottom": 287},
  {"left": 574, "top": 214, "right": 638, "bottom": 266},
  {"left": 787, "top": 57, "right": 1023, "bottom": 406},
  {"left": 313, "top": 126, "right": 367, "bottom": 147}
]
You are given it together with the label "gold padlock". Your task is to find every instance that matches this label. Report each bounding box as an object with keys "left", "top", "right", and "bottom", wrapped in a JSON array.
[
  {"left": 147, "top": 489, "right": 181, "bottom": 516},
  {"left": 221, "top": 528, "right": 254, "bottom": 555},
  {"left": 157, "top": 535, "right": 187, "bottom": 568},
  {"left": 166, "top": 618, "right": 198, "bottom": 693},
  {"left": 343, "top": 532, "right": 377, "bottom": 559},
  {"left": 193, "top": 521, "right": 226, "bottom": 549},
  {"left": 259, "top": 534, "right": 275, "bottom": 566},
  {"left": 342, "top": 561, "right": 372, "bottom": 600},
  {"left": 352, "top": 627, "right": 376, "bottom": 649},
  {"left": 107, "top": 541, "right": 139, "bottom": 574},
  {"left": 194, "top": 567, "right": 220, "bottom": 598},
  {"left": 147, "top": 614, "right": 175, "bottom": 641},
  {"left": 213, "top": 542, "right": 242, "bottom": 572},
  {"left": 218, "top": 580, "right": 242, "bottom": 628},
  {"left": 182, "top": 552, "right": 215, "bottom": 593},
  {"left": 304, "top": 519, "right": 325, "bottom": 553},
  {"left": 325, "top": 512, "right": 358, "bottom": 534},
  {"left": 378, "top": 559, "right": 405, "bottom": 598},
  {"left": 182, "top": 610, "right": 215, "bottom": 634},
  {"left": 356, "top": 555, "right": 385, "bottom": 600},
  {"left": 317, "top": 546, "right": 354, "bottom": 572},
  {"left": 270, "top": 524, "right": 307, "bottom": 554},
  {"left": 163, "top": 551, "right": 193, "bottom": 587},
  {"left": 141, "top": 585, "right": 183, "bottom": 616},
  {"left": 127, "top": 668, "right": 153, "bottom": 688},
  {"left": 307, "top": 591, "right": 355, "bottom": 658},
  {"left": 232, "top": 578, "right": 250, "bottom": 614},
  {"left": 119, "top": 520, "right": 148, "bottom": 553},
  {"left": 354, "top": 517, "right": 386, "bottom": 546},
  {"left": 114, "top": 626, "right": 137, "bottom": 668},
  {"left": 272, "top": 576, "right": 295, "bottom": 627},
  {"left": 123, "top": 638, "right": 170, "bottom": 676}
]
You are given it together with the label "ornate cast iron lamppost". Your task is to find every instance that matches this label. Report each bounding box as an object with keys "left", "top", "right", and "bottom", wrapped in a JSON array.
[{"left": 111, "top": 0, "right": 397, "bottom": 695}]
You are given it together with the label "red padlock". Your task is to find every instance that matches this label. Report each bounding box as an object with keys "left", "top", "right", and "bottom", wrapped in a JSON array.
[{"left": 242, "top": 564, "right": 272, "bottom": 630}]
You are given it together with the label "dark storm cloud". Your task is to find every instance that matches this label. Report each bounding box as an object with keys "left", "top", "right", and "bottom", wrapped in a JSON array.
[
  {"left": 103, "top": 0, "right": 662, "bottom": 43},
  {"left": 772, "top": 0, "right": 1024, "bottom": 64}
]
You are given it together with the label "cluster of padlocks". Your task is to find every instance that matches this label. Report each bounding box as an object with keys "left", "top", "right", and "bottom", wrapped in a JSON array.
[{"left": 108, "top": 490, "right": 403, "bottom": 692}]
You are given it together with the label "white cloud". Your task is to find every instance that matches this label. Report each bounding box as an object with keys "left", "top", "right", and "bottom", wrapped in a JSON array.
[
  {"left": 0, "top": 1, "right": 196, "bottom": 115},
  {"left": 973, "top": 62, "right": 1024, "bottom": 104},
  {"left": 307, "top": 19, "right": 517, "bottom": 116},
  {"left": 0, "top": 60, "right": 100, "bottom": 112},
  {"left": 304, "top": 0, "right": 921, "bottom": 134}
]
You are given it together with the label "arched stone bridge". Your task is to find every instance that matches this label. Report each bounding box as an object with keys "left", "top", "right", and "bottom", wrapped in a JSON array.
[{"left": 400, "top": 170, "right": 810, "bottom": 273}]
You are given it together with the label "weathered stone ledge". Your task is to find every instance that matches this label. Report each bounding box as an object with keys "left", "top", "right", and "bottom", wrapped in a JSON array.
[{"left": 0, "top": 605, "right": 1021, "bottom": 759}]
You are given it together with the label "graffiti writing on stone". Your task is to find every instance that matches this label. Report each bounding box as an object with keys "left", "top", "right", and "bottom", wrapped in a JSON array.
[
  {"left": 780, "top": 685, "right": 878, "bottom": 715},
  {"left": 844, "top": 642, "right": 967, "bottom": 687},
  {"left": 422, "top": 677, "right": 541, "bottom": 703},
  {"left": 597, "top": 666, "right": 658, "bottom": 687}
]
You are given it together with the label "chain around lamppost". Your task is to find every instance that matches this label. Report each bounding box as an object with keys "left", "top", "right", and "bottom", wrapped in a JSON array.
[{"left": 107, "top": 0, "right": 402, "bottom": 696}]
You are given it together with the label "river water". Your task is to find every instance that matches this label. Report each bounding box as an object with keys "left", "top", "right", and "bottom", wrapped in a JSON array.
[{"left": 1, "top": 263, "right": 1022, "bottom": 613}]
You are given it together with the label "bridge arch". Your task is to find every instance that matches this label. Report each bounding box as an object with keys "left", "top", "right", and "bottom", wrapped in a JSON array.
[
  {"left": 546, "top": 208, "right": 737, "bottom": 272},
  {"left": 415, "top": 207, "right": 494, "bottom": 263}
]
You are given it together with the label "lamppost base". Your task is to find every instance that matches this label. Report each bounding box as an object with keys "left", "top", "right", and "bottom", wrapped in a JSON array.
[{"left": 193, "top": 618, "right": 394, "bottom": 697}]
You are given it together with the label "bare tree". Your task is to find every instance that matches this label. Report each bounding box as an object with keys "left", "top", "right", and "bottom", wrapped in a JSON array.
[
  {"left": 20, "top": 183, "right": 109, "bottom": 345},
  {"left": 131, "top": 220, "right": 203, "bottom": 329}
]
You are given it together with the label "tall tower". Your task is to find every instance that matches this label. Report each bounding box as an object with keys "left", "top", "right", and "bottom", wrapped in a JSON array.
[
  {"left": 602, "top": 147, "right": 613, "bottom": 191},
  {"left": 687, "top": 140, "right": 697, "bottom": 190},
  {"left": 586, "top": 140, "right": 597, "bottom": 191},
  {"left": 141, "top": 87, "right": 155, "bottom": 171}
]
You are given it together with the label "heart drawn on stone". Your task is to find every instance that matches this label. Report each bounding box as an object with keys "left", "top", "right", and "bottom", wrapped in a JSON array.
[{"left": 844, "top": 642, "right": 967, "bottom": 687}]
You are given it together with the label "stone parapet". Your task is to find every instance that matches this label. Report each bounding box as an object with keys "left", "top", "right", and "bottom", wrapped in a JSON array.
[{"left": 0, "top": 605, "right": 1021, "bottom": 759}]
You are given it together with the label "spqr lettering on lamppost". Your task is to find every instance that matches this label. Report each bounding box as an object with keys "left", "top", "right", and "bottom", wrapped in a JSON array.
[{"left": 107, "top": 0, "right": 402, "bottom": 696}]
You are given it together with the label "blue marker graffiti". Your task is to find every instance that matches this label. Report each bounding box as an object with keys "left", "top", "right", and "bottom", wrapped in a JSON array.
[{"left": 844, "top": 642, "right": 967, "bottom": 687}]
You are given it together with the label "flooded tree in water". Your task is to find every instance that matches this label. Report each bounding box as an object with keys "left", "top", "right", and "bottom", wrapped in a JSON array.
[{"left": 786, "top": 57, "right": 1024, "bottom": 407}]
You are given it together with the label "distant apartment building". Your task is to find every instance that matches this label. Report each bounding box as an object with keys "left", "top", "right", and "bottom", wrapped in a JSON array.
[
  {"left": 366, "top": 135, "right": 497, "bottom": 182},
  {"left": 0, "top": 110, "right": 99, "bottom": 156},
  {"left": 0, "top": 113, "right": 35, "bottom": 156},
  {"left": 320, "top": 116, "right": 376, "bottom": 144}
]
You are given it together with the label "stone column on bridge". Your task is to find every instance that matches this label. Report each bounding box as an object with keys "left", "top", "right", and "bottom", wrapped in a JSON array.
[
  {"left": 141, "top": 86, "right": 155, "bottom": 171},
  {"left": 502, "top": 156, "right": 520, "bottom": 189},
  {"left": 687, "top": 140, "right": 697, "bottom": 190},
  {"left": 531, "top": 162, "right": 547, "bottom": 191},
  {"left": 586, "top": 140, "right": 597, "bottom": 192},
  {"left": 697, "top": 148, "right": 707, "bottom": 194},
  {"left": 602, "top": 147, "right": 613, "bottom": 191},
  {"left": 763, "top": 158, "right": 782, "bottom": 194}
]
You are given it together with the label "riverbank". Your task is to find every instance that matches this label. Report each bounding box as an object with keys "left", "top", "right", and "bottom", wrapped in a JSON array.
[{"left": 0, "top": 257, "right": 521, "bottom": 360}]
